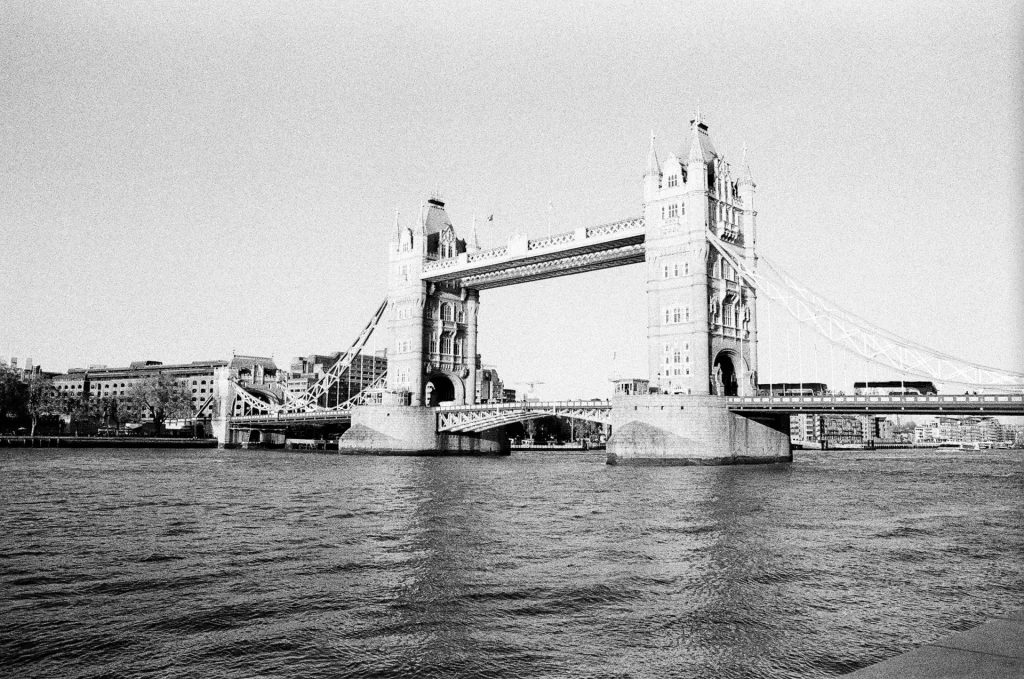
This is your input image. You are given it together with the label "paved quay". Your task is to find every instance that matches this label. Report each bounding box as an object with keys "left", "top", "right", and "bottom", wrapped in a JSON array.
[{"left": 846, "top": 610, "right": 1024, "bottom": 678}]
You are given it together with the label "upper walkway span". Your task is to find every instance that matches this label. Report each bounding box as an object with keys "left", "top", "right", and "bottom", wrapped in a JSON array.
[{"left": 421, "top": 217, "right": 645, "bottom": 289}]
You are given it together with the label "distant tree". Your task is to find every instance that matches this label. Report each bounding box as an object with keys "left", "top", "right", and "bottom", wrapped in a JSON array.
[
  {"left": 0, "top": 366, "right": 28, "bottom": 431},
  {"left": 127, "top": 374, "right": 194, "bottom": 435},
  {"left": 893, "top": 419, "right": 917, "bottom": 434},
  {"left": 25, "top": 375, "right": 64, "bottom": 436},
  {"left": 63, "top": 395, "right": 118, "bottom": 435}
]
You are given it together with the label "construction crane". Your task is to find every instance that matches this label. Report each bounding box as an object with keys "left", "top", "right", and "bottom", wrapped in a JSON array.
[{"left": 514, "top": 380, "right": 545, "bottom": 401}]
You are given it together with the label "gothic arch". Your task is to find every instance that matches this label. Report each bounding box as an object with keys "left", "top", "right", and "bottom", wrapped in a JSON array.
[
  {"left": 425, "top": 371, "right": 467, "bottom": 406},
  {"left": 712, "top": 349, "right": 742, "bottom": 397}
]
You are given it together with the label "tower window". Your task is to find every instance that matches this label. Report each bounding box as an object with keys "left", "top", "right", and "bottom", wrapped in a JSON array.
[
  {"left": 667, "top": 203, "right": 678, "bottom": 219},
  {"left": 667, "top": 175, "right": 678, "bottom": 188}
]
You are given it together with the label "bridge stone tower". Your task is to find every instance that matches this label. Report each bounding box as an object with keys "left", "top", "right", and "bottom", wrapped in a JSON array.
[
  {"left": 642, "top": 114, "right": 758, "bottom": 398},
  {"left": 339, "top": 198, "right": 502, "bottom": 454},
  {"left": 607, "top": 113, "right": 788, "bottom": 466},
  {"left": 387, "top": 197, "right": 480, "bottom": 407}
]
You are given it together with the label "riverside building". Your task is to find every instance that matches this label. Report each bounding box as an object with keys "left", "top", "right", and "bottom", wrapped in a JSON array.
[
  {"left": 53, "top": 355, "right": 280, "bottom": 424},
  {"left": 288, "top": 351, "right": 388, "bottom": 408}
]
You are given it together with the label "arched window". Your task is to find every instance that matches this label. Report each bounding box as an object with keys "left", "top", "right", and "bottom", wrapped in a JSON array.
[
  {"left": 441, "top": 303, "right": 453, "bottom": 322},
  {"left": 440, "top": 334, "right": 453, "bottom": 355}
]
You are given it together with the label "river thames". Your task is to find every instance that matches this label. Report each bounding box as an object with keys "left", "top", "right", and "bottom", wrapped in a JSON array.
[{"left": 1, "top": 447, "right": 1022, "bottom": 678}]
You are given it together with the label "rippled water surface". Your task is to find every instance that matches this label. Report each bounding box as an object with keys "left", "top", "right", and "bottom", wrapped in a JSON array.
[{"left": 2, "top": 447, "right": 1022, "bottom": 678}]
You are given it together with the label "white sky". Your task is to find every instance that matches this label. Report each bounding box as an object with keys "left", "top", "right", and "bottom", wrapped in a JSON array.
[{"left": 2, "top": 1, "right": 1021, "bottom": 400}]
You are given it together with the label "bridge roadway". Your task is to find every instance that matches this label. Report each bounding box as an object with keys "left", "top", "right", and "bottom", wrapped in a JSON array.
[
  {"left": 727, "top": 393, "right": 1024, "bottom": 416},
  {"left": 228, "top": 393, "right": 1024, "bottom": 431}
]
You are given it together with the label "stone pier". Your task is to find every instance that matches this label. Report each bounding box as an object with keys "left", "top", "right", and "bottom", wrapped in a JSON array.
[
  {"left": 606, "top": 395, "right": 791, "bottom": 465},
  {"left": 336, "top": 404, "right": 509, "bottom": 455}
]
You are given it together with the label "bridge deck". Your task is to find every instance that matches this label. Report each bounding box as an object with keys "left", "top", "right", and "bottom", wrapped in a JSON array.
[
  {"left": 726, "top": 393, "right": 1024, "bottom": 416},
  {"left": 229, "top": 394, "right": 1023, "bottom": 430},
  {"left": 231, "top": 410, "right": 353, "bottom": 427}
]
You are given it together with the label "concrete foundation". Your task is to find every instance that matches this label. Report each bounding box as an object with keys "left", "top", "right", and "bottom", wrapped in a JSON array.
[
  {"left": 212, "top": 416, "right": 237, "bottom": 449},
  {"left": 606, "top": 394, "right": 791, "bottom": 466},
  {"left": 336, "top": 405, "right": 509, "bottom": 455}
]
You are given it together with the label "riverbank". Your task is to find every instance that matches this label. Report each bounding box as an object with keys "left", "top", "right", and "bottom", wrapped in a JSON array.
[
  {"left": 0, "top": 436, "right": 217, "bottom": 449},
  {"left": 845, "top": 610, "right": 1023, "bottom": 677}
]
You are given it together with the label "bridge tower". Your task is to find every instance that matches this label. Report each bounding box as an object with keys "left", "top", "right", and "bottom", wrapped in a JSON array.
[
  {"left": 608, "top": 113, "right": 787, "bottom": 466},
  {"left": 387, "top": 197, "right": 480, "bottom": 407},
  {"left": 642, "top": 114, "right": 758, "bottom": 397},
  {"left": 338, "top": 197, "right": 503, "bottom": 454}
]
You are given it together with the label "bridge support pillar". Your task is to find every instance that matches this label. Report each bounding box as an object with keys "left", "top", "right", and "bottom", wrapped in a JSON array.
[
  {"left": 606, "top": 395, "right": 790, "bottom": 465},
  {"left": 212, "top": 366, "right": 237, "bottom": 449},
  {"left": 337, "top": 405, "right": 509, "bottom": 455}
]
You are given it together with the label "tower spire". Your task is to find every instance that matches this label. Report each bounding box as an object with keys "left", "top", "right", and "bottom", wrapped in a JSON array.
[
  {"left": 688, "top": 117, "right": 705, "bottom": 164},
  {"left": 645, "top": 130, "right": 660, "bottom": 177},
  {"left": 469, "top": 213, "right": 480, "bottom": 251}
]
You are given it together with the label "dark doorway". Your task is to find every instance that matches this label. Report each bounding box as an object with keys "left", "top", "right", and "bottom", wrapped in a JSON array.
[
  {"left": 713, "top": 353, "right": 738, "bottom": 397},
  {"left": 425, "top": 374, "right": 455, "bottom": 406}
]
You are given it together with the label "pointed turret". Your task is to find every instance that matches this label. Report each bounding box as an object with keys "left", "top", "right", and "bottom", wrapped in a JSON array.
[
  {"left": 737, "top": 142, "right": 757, "bottom": 261},
  {"left": 468, "top": 213, "right": 480, "bottom": 253},
  {"left": 737, "top": 142, "right": 755, "bottom": 187},
  {"left": 643, "top": 131, "right": 662, "bottom": 203},
  {"left": 645, "top": 130, "right": 660, "bottom": 176},
  {"left": 686, "top": 114, "right": 712, "bottom": 194},
  {"left": 686, "top": 112, "right": 717, "bottom": 165}
]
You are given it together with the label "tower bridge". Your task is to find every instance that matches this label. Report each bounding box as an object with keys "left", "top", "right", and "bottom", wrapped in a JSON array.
[{"left": 214, "top": 111, "right": 1024, "bottom": 462}]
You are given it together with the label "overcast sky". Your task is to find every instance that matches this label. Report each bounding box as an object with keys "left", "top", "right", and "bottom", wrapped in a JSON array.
[{"left": 2, "top": 1, "right": 1021, "bottom": 398}]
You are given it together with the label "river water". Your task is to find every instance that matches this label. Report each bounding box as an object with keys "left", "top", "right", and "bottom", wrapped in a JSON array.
[{"left": 1, "top": 447, "right": 1022, "bottom": 678}]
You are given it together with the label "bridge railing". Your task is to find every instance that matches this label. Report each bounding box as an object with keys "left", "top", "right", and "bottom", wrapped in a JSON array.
[
  {"left": 421, "top": 217, "right": 645, "bottom": 274},
  {"left": 729, "top": 394, "right": 1023, "bottom": 405},
  {"left": 230, "top": 409, "right": 354, "bottom": 423},
  {"left": 437, "top": 399, "right": 612, "bottom": 412}
]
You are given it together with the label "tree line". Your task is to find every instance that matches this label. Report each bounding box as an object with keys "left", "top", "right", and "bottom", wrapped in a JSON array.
[{"left": 0, "top": 368, "right": 197, "bottom": 436}]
